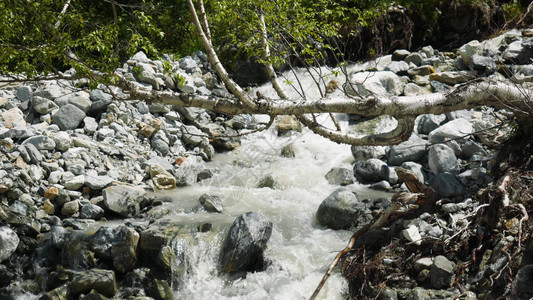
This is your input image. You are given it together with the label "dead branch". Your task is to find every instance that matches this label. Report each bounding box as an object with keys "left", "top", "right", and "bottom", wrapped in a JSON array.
[{"left": 310, "top": 168, "right": 437, "bottom": 300}]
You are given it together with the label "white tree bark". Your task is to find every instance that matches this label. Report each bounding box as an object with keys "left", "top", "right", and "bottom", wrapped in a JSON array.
[{"left": 132, "top": 0, "right": 533, "bottom": 146}]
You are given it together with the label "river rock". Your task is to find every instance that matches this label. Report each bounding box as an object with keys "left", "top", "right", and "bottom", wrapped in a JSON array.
[
  {"left": 429, "top": 173, "right": 465, "bottom": 198},
  {"left": 79, "top": 204, "right": 105, "bottom": 220},
  {"left": 325, "top": 167, "right": 355, "bottom": 186},
  {"left": 417, "top": 114, "right": 445, "bottom": 135},
  {"left": 52, "top": 104, "right": 86, "bottom": 130},
  {"left": 351, "top": 145, "right": 386, "bottom": 161},
  {"left": 405, "top": 52, "right": 423, "bottom": 66},
  {"left": 385, "top": 61, "right": 410, "bottom": 74},
  {"left": 32, "top": 96, "right": 59, "bottom": 114},
  {"left": 392, "top": 49, "right": 410, "bottom": 61},
  {"left": 2, "top": 107, "right": 25, "bottom": 128},
  {"left": 0, "top": 226, "right": 19, "bottom": 262},
  {"left": 503, "top": 40, "right": 533, "bottom": 64},
  {"left": 458, "top": 40, "right": 481, "bottom": 65},
  {"left": 316, "top": 187, "right": 365, "bottom": 229},
  {"left": 199, "top": 194, "right": 223, "bottom": 213},
  {"left": 387, "top": 134, "right": 427, "bottom": 165},
  {"left": 513, "top": 264, "right": 533, "bottom": 299},
  {"left": 353, "top": 158, "right": 388, "bottom": 184},
  {"left": 428, "top": 118, "right": 473, "bottom": 144},
  {"left": 63, "top": 175, "right": 85, "bottom": 190},
  {"left": 150, "top": 163, "right": 176, "bottom": 190},
  {"left": 429, "top": 71, "right": 476, "bottom": 85},
  {"left": 25, "top": 143, "right": 43, "bottom": 164},
  {"left": 219, "top": 212, "right": 272, "bottom": 273},
  {"left": 111, "top": 225, "right": 139, "bottom": 273},
  {"left": 52, "top": 131, "right": 73, "bottom": 152},
  {"left": 61, "top": 200, "right": 79, "bottom": 216},
  {"left": 428, "top": 144, "right": 460, "bottom": 174},
  {"left": 22, "top": 135, "right": 56, "bottom": 151},
  {"left": 16, "top": 86, "right": 32, "bottom": 101},
  {"left": 400, "top": 162, "right": 426, "bottom": 183},
  {"left": 470, "top": 54, "right": 497, "bottom": 73},
  {"left": 102, "top": 185, "right": 147, "bottom": 217},
  {"left": 431, "top": 255, "right": 456, "bottom": 289},
  {"left": 85, "top": 175, "right": 114, "bottom": 191},
  {"left": 69, "top": 269, "right": 117, "bottom": 297},
  {"left": 346, "top": 71, "right": 404, "bottom": 97}
]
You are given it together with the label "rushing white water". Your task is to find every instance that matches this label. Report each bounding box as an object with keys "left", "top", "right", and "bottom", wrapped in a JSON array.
[
  {"left": 154, "top": 119, "right": 394, "bottom": 299},
  {"left": 152, "top": 63, "right": 397, "bottom": 299}
]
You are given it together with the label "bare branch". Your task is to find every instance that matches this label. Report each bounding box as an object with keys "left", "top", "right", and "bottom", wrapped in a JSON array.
[{"left": 186, "top": 0, "right": 257, "bottom": 109}]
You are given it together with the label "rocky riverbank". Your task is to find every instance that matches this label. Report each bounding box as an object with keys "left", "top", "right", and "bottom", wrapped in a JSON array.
[{"left": 0, "top": 27, "right": 532, "bottom": 299}]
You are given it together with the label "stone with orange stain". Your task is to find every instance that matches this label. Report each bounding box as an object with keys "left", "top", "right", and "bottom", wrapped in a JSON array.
[
  {"left": 44, "top": 187, "right": 59, "bottom": 200},
  {"left": 43, "top": 199, "right": 55, "bottom": 215},
  {"left": 175, "top": 157, "right": 186, "bottom": 165}
]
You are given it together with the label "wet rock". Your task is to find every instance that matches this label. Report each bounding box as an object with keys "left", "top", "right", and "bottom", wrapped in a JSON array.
[
  {"left": 387, "top": 134, "right": 427, "bottom": 165},
  {"left": 102, "top": 185, "right": 147, "bottom": 217},
  {"left": 428, "top": 118, "right": 473, "bottom": 144},
  {"left": 146, "top": 278, "right": 173, "bottom": 300},
  {"left": 0, "top": 226, "right": 19, "bottom": 262},
  {"left": 0, "top": 264, "right": 14, "bottom": 288},
  {"left": 316, "top": 187, "right": 364, "bottom": 229},
  {"left": 429, "top": 173, "right": 465, "bottom": 198},
  {"left": 52, "top": 104, "right": 86, "bottom": 130},
  {"left": 280, "top": 144, "right": 296, "bottom": 158},
  {"left": 431, "top": 255, "right": 456, "bottom": 289},
  {"left": 257, "top": 174, "right": 276, "bottom": 189},
  {"left": 199, "top": 194, "right": 223, "bottom": 213},
  {"left": 325, "top": 167, "right": 355, "bottom": 186},
  {"left": 220, "top": 212, "right": 272, "bottom": 273},
  {"left": 69, "top": 269, "right": 117, "bottom": 297},
  {"left": 353, "top": 158, "right": 388, "bottom": 183},
  {"left": 111, "top": 225, "right": 140, "bottom": 273},
  {"left": 80, "top": 204, "right": 104, "bottom": 220},
  {"left": 50, "top": 225, "right": 69, "bottom": 248},
  {"left": 513, "top": 264, "right": 533, "bottom": 299},
  {"left": 275, "top": 115, "right": 301, "bottom": 135},
  {"left": 428, "top": 144, "right": 459, "bottom": 174}
]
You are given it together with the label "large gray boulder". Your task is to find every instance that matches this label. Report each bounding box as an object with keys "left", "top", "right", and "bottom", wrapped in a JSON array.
[
  {"left": 220, "top": 212, "right": 272, "bottom": 273},
  {"left": 316, "top": 187, "right": 365, "bottom": 230},
  {"left": 102, "top": 185, "right": 146, "bottom": 217},
  {"left": 387, "top": 134, "right": 427, "bottom": 166},
  {"left": 429, "top": 173, "right": 465, "bottom": 198},
  {"left": 428, "top": 144, "right": 460, "bottom": 174},
  {"left": 52, "top": 104, "right": 86, "bottom": 130},
  {"left": 428, "top": 118, "right": 473, "bottom": 144},
  {"left": 0, "top": 226, "right": 19, "bottom": 263},
  {"left": 353, "top": 158, "right": 388, "bottom": 183}
]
